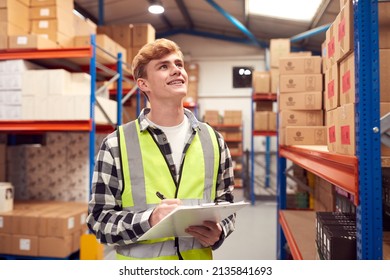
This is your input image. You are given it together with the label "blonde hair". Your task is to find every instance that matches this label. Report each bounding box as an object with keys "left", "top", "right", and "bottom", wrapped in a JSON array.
[{"left": 132, "top": 38, "right": 184, "bottom": 80}]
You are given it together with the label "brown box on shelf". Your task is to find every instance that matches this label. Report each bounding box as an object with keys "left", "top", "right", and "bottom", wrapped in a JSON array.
[
  {"left": 279, "top": 110, "right": 324, "bottom": 128},
  {"left": 73, "top": 14, "right": 97, "bottom": 36},
  {"left": 11, "top": 235, "right": 39, "bottom": 256},
  {"left": 270, "top": 68, "right": 279, "bottom": 93},
  {"left": 0, "top": 34, "right": 7, "bottom": 50},
  {"left": 187, "top": 81, "right": 198, "bottom": 102},
  {"left": 39, "top": 235, "right": 73, "bottom": 258},
  {"left": 204, "top": 110, "right": 220, "bottom": 125},
  {"left": 0, "top": 1, "right": 29, "bottom": 32},
  {"left": 336, "top": 103, "right": 355, "bottom": 156},
  {"left": 380, "top": 49, "right": 390, "bottom": 102},
  {"left": 0, "top": 22, "right": 28, "bottom": 36},
  {"left": 325, "top": 17, "right": 340, "bottom": 68},
  {"left": 31, "top": 16, "right": 75, "bottom": 39},
  {"left": 279, "top": 74, "right": 323, "bottom": 93},
  {"left": 132, "top": 23, "right": 155, "bottom": 47},
  {"left": 269, "top": 112, "right": 277, "bottom": 131},
  {"left": 279, "top": 56, "right": 322, "bottom": 75},
  {"left": 225, "top": 132, "right": 242, "bottom": 141},
  {"left": 285, "top": 126, "right": 327, "bottom": 146},
  {"left": 337, "top": 1, "right": 353, "bottom": 62},
  {"left": 73, "top": 34, "right": 117, "bottom": 65},
  {"left": 30, "top": 4, "right": 74, "bottom": 20},
  {"left": 252, "top": 71, "right": 270, "bottom": 93},
  {"left": 381, "top": 102, "right": 390, "bottom": 117},
  {"left": 224, "top": 110, "right": 242, "bottom": 124},
  {"left": 0, "top": 233, "right": 12, "bottom": 254},
  {"left": 379, "top": 2, "right": 390, "bottom": 48},
  {"left": 254, "top": 111, "right": 268, "bottom": 131},
  {"left": 326, "top": 108, "right": 338, "bottom": 153},
  {"left": 30, "top": 0, "right": 74, "bottom": 8},
  {"left": 324, "top": 63, "right": 339, "bottom": 111},
  {"left": 339, "top": 52, "right": 355, "bottom": 105},
  {"left": 8, "top": 34, "right": 58, "bottom": 50},
  {"left": 279, "top": 92, "right": 322, "bottom": 111},
  {"left": 270, "top": 38, "right": 290, "bottom": 68}
]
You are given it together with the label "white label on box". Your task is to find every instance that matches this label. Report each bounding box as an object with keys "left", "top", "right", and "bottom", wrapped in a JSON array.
[
  {"left": 68, "top": 217, "right": 75, "bottom": 229},
  {"left": 17, "top": 36, "right": 28, "bottom": 45},
  {"left": 0, "top": 217, "right": 3, "bottom": 228},
  {"left": 40, "top": 8, "right": 50, "bottom": 16},
  {"left": 39, "top": 20, "right": 49, "bottom": 28},
  {"left": 80, "top": 213, "right": 87, "bottom": 225},
  {"left": 20, "top": 239, "right": 31, "bottom": 251}
]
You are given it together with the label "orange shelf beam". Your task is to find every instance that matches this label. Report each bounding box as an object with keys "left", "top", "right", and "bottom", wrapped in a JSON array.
[
  {"left": 0, "top": 120, "right": 93, "bottom": 132},
  {"left": 253, "top": 130, "right": 277, "bottom": 136},
  {"left": 253, "top": 93, "right": 277, "bottom": 101},
  {"left": 0, "top": 47, "right": 92, "bottom": 60},
  {"left": 279, "top": 145, "right": 358, "bottom": 204}
]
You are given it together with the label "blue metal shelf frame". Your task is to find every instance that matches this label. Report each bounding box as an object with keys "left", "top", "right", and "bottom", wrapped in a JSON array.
[
  {"left": 354, "top": 0, "right": 382, "bottom": 260},
  {"left": 276, "top": 0, "right": 383, "bottom": 260}
]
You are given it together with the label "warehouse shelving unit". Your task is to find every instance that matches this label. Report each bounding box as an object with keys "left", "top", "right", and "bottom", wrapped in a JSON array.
[
  {"left": 250, "top": 92, "right": 277, "bottom": 205},
  {"left": 277, "top": 1, "right": 383, "bottom": 260}
]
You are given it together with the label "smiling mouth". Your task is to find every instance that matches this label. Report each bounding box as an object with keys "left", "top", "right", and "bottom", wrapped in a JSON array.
[{"left": 168, "top": 80, "right": 184, "bottom": 85}]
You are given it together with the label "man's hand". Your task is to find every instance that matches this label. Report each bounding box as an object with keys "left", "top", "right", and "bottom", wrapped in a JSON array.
[
  {"left": 185, "top": 221, "right": 222, "bottom": 247},
  {"left": 149, "top": 199, "right": 181, "bottom": 227}
]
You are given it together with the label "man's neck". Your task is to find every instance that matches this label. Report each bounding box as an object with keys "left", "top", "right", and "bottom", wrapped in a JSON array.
[{"left": 147, "top": 103, "right": 185, "bottom": 127}]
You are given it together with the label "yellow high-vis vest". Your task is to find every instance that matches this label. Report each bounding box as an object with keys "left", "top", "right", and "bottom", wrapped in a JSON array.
[{"left": 116, "top": 120, "right": 220, "bottom": 260}]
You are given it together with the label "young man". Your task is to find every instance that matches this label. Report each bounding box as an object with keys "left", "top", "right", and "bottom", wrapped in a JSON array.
[{"left": 87, "top": 38, "right": 235, "bottom": 260}]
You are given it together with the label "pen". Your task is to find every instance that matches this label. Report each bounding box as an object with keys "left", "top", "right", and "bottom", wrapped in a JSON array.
[{"left": 156, "top": 191, "right": 166, "bottom": 200}]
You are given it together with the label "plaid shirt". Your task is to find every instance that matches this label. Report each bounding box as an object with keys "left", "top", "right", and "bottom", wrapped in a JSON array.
[{"left": 87, "top": 108, "right": 236, "bottom": 249}]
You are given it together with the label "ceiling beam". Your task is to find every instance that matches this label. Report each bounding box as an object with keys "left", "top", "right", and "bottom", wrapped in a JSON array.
[
  {"left": 175, "top": 0, "right": 194, "bottom": 29},
  {"left": 73, "top": 2, "right": 99, "bottom": 24},
  {"left": 204, "top": 0, "right": 262, "bottom": 48}
]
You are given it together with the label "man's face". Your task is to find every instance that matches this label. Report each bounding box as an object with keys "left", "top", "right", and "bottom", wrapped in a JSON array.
[{"left": 140, "top": 52, "right": 188, "bottom": 101}]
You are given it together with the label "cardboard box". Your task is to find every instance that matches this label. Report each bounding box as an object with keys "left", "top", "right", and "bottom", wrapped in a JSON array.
[
  {"left": 337, "top": 1, "right": 353, "bottom": 62},
  {"left": 336, "top": 103, "right": 355, "bottom": 156},
  {"left": 279, "top": 110, "right": 324, "bottom": 128},
  {"left": 224, "top": 110, "right": 242, "bottom": 124},
  {"left": 285, "top": 126, "right": 327, "bottom": 145},
  {"left": 279, "top": 92, "right": 322, "bottom": 111},
  {"left": 30, "top": 0, "right": 74, "bottom": 8},
  {"left": 326, "top": 108, "right": 338, "bottom": 153},
  {"left": 252, "top": 71, "right": 270, "bottom": 93},
  {"left": 0, "top": 1, "right": 29, "bottom": 32},
  {"left": 39, "top": 235, "right": 73, "bottom": 258},
  {"left": 339, "top": 52, "right": 355, "bottom": 105},
  {"left": 73, "top": 34, "right": 117, "bottom": 65},
  {"left": 132, "top": 23, "right": 155, "bottom": 47},
  {"left": 381, "top": 102, "right": 390, "bottom": 117},
  {"left": 0, "top": 22, "right": 28, "bottom": 36},
  {"left": 270, "top": 68, "right": 279, "bottom": 93},
  {"left": 254, "top": 111, "right": 269, "bottom": 131},
  {"left": 204, "top": 110, "right": 220, "bottom": 125},
  {"left": 270, "top": 38, "right": 290, "bottom": 68},
  {"left": 326, "top": 18, "right": 340, "bottom": 67},
  {"left": 0, "top": 233, "right": 12, "bottom": 254},
  {"left": 324, "top": 63, "right": 339, "bottom": 111},
  {"left": 380, "top": 49, "right": 390, "bottom": 102},
  {"left": 11, "top": 235, "right": 38, "bottom": 256},
  {"left": 31, "top": 16, "right": 75, "bottom": 39},
  {"left": 0, "top": 0, "right": 28, "bottom": 7},
  {"left": 8, "top": 34, "right": 57, "bottom": 50},
  {"left": 73, "top": 14, "right": 97, "bottom": 36},
  {"left": 279, "top": 74, "right": 323, "bottom": 93},
  {"left": 379, "top": 2, "right": 390, "bottom": 48},
  {"left": 30, "top": 3, "right": 74, "bottom": 20},
  {"left": 0, "top": 34, "right": 7, "bottom": 50},
  {"left": 269, "top": 112, "right": 277, "bottom": 131},
  {"left": 255, "top": 100, "right": 274, "bottom": 111},
  {"left": 279, "top": 56, "right": 322, "bottom": 75}
]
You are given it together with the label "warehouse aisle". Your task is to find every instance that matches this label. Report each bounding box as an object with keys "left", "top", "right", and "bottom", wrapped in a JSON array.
[
  {"left": 213, "top": 189, "right": 277, "bottom": 260},
  {"left": 104, "top": 188, "right": 277, "bottom": 260}
]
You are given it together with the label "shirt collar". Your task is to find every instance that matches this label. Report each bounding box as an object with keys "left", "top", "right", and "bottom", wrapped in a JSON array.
[{"left": 138, "top": 107, "right": 201, "bottom": 132}]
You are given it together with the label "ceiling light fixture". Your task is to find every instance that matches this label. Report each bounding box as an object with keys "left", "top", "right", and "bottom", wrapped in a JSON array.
[{"left": 148, "top": 1, "right": 165, "bottom": 14}]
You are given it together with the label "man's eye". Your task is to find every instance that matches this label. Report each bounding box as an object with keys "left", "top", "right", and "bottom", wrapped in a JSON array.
[
  {"left": 159, "top": 65, "right": 167, "bottom": 69},
  {"left": 176, "top": 63, "right": 183, "bottom": 68}
]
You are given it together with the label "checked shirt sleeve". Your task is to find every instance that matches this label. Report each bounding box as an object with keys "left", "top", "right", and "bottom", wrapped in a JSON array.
[
  {"left": 212, "top": 132, "right": 236, "bottom": 250},
  {"left": 86, "top": 133, "right": 153, "bottom": 246}
]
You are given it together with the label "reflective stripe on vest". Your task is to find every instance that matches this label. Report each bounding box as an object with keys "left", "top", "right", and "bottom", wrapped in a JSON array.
[{"left": 117, "top": 120, "right": 220, "bottom": 259}]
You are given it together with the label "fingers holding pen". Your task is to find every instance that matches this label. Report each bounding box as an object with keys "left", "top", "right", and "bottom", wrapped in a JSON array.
[{"left": 149, "top": 198, "right": 181, "bottom": 227}]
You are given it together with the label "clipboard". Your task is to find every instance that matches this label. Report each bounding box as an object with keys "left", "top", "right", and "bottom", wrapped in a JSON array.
[{"left": 138, "top": 201, "right": 249, "bottom": 241}]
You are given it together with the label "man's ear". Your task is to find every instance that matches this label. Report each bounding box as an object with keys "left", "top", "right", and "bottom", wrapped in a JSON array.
[{"left": 137, "top": 78, "right": 149, "bottom": 93}]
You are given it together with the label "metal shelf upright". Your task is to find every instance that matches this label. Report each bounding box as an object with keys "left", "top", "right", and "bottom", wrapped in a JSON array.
[{"left": 276, "top": 0, "right": 383, "bottom": 260}]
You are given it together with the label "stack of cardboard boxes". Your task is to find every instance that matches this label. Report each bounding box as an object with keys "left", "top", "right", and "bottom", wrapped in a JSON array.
[
  {"left": 0, "top": 201, "right": 87, "bottom": 258},
  {"left": 184, "top": 62, "right": 199, "bottom": 106},
  {"left": 324, "top": 1, "right": 390, "bottom": 156},
  {"left": 278, "top": 54, "right": 325, "bottom": 146}
]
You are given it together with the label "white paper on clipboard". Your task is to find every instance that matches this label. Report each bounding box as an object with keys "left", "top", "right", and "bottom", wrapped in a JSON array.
[{"left": 138, "top": 201, "right": 249, "bottom": 241}]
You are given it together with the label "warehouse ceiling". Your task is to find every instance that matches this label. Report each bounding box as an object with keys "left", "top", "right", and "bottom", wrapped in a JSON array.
[{"left": 73, "top": 0, "right": 340, "bottom": 53}]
